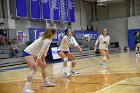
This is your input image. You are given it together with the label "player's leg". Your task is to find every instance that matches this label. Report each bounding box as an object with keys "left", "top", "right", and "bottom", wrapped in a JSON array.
[
  {"left": 38, "top": 59, "right": 55, "bottom": 87},
  {"left": 99, "top": 49, "right": 109, "bottom": 69},
  {"left": 135, "top": 43, "right": 139, "bottom": 56},
  {"left": 137, "top": 43, "right": 140, "bottom": 56},
  {"left": 105, "top": 50, "right": 110, "bottom": 60},
  {"left": 58, "top": 51, "right": 71, "bottom": 76},
  {"left": 23, "top": 55, "right": 37, "bottom": 93},
  {"left": 66, "top": 52, "right": 79, "bottom": 74}
]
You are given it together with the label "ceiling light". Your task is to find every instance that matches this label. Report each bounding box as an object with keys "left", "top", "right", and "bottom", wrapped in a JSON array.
[{"left": 97, "top": 0, "right": 112, "bottom": 3}]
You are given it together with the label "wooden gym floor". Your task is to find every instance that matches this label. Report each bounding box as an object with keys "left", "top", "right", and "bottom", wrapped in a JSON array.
[{"left": 0, "top": 52, "right": 140, "bottom": 93}]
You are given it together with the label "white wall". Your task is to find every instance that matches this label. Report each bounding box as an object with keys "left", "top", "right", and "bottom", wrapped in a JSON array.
[
  {"left": 109, "top": 1, "right": 129, "bottom": 18},
  {"left": 96, "top": 1, "right": 129, "bottom": 20},
  {"left": 128, "top": 16, "right": 140, "bottom": 29},
  {"left": 72, "top": 1, "right": 92, "bottom": 30},
  {"left": 72, "top": 1, "right": 81, "bottom": 30},
  {"left": 135, "top": 0, "right": 140, "bottom": 15},
  {"left": 0, "top": 0, "right": 2, "bottom": 18},
  {"left": 97, "top": 5, "right": 109, "bottom": 20},
  {"left": 92, "top": 17, "right": 128, "bottom": 49}
]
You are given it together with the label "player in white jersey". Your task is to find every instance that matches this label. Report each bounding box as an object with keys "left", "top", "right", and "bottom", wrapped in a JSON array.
[
  {"left": 57, "top": 29, "right": 82, "bottom": 76},
  {"left": 22, "top": 28, "right": 56, "bottom": 93},
  {"left": 94, "top": 29, "right": 110, "bottom": 69}
]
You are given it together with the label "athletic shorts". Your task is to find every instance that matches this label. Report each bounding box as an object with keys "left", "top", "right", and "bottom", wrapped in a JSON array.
[
  {"left": 22, "top": 51, "right": 32, "bottom": 57},
  {"left": 57, "top": 51, "right": 69, "bottom": 54}
]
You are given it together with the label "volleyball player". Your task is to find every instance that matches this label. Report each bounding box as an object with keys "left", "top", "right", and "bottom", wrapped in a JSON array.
[
  {"left": 134, "top": 32, "right": 140, "bottom": 57},
  {"left": 94, "top": 28, "right": 110, "bottom": 69},
  {"left": 57, "top": 29, "right": 82, "bottom": 77},
  {"left": 22, "top": 28, "right": 56, "bottom": 93}
]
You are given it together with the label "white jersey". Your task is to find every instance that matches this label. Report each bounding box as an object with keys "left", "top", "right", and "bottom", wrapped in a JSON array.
[
  {"left": 95, "top": 34, "right": 110, "bottom": 50},
  {"left": 24, "top": 37, "right": 52, "bottom": 58},
  {"left": 58, "top": 36, "right": 79, "bottom": 51}
]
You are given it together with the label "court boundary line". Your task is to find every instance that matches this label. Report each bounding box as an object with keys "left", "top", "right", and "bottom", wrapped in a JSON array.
[{"left": 90, "top": 77, "right": 140, "bottom": 93}]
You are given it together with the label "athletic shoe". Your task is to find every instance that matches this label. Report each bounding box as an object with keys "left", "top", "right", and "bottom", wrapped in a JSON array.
[
  {"left": 103, "top": 65, "right": 109, "bottom": 69},
  {"left": 71, "top": 70, "right": 79, "bottom": 74},
  {"left": 23, "top": 88, "right": 34, "bottom": 93},
  {"left": 44, "top": 81, "right": 55, "bottom": 87},
  {"left": 64, "top": 72, "right": 71, "bottom": 77},
  {"left": 136, "top": 54, "right": 139, "bottom": 57},
  {"left": 99, "top": 63, "right": 109, "bottom": 69}
]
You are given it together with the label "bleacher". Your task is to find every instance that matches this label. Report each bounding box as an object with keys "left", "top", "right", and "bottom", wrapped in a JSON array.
[
  {"left": 0, "top": 41, "right": 121, "bottom": 68},
  {"left": 109, "top": 42, "right": 121, "bottom": 53},
  {"left": 0, "top": 45, "right": 25, "bottom": 68},
  {"left": 0, "top": 57, "right": 24, "bottom": 67},
  {"left": 70, "top": 45, "right": 96, "bottom": 58},
  {"left": 0, "top": 46, "right": 10, "bottom": 59}
]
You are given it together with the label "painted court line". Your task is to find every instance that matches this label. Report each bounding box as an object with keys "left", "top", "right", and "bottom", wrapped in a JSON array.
[{"left": 91, "top": 77, "right": 140, "bottom": 93}]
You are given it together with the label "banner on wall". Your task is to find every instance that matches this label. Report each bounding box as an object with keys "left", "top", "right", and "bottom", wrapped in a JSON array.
[
  {"left": 28, "top": 28, "right": 61, "bottom": 42},
  {"left": 28, "top": 28, "right": 35, "bottom": 42},
  {"left": 68, "top": 0, "right": 75, "bottom": 22},
  {"left": 28, "top": 29, "right": 98, "bottom": 43},
  {"left": 84, "top": 31, "right": 98, "bottom": 40},
  {"left": 35, "top": 29, "right": 45, "bottom": 39},
  {"left": 52, "top": 0, "right": 60, "bottom": 21},
  {"left": 60, "top": 0, "right": 68, "bottom": 22},
  {"left": 42, "top": 0, "right": 51, "bottom": 20},
  {"left": 16, "top": 0, "right": 27, "bottom": 17},
  {"left": 17, "top": 31, "right": 24, "bottom": 42},
  {"left": 28, "top": 28, "right": 45, "bottom": 42},
  {"left": 30, "top": 0, "right": 41, "bottom": 19},
  {"left": 73, "top": 30, "right": 84, "bottom": 40},
  {"left": 73, "top": 30, "right": 98, "bottom": 40}
]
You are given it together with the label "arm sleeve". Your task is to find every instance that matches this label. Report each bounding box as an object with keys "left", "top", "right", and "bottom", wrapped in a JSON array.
[
  {"left": 65, "top": 36, "right": 79, "bottom": 47},
  {"left": 107, "top": 36, "right": 110, "bottom": 45},
  {"left": 37, "top": 39, "right": 51, "bottom": 58},
  {"left": 95, "top": 36, "right": 100, "bottom": 46},
  {"left": 71, "top": 37, "right": 79, "bottom": 47},
  {"left": 43, "top": 50, "right": 48, "bottom": 57}
]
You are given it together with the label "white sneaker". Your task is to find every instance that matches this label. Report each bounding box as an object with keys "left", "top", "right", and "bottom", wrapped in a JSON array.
[
  {"left": 99, "top": 63, "right": 103, "bottom": 67},
  {"left": 136, "top": 54, "right": 139, "bottom": 57},
  {"left": 64, "top": 72, "right": 71, "bottom": 77},
  {"left": 23, "top": 88, "right": 34, "bottom": 93},
  {"left": 99, "top": 63, "right": 109, "bottom": 69},
  {"left": 71, "top": 70, "right": 79, "bottom": 74},
  {"left": 44, "top": 81, "right": 55, "bottom": 87},
  {"left": 103, "top": 66, "right": 109, "bottom": 69},
  {"left": 136, "top": 54, "right": 140, "bottom": 57}
]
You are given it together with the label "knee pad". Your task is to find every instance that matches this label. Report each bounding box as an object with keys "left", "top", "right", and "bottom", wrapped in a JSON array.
[
  {"left": 103, "top": 56, "right": 107, "bottom": 61},
  {"left": 63, "top": 57, "right": 68, "bottom": 62},
  {"left": 27, "top": 71, "right": 35, "bottom": 78}
]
